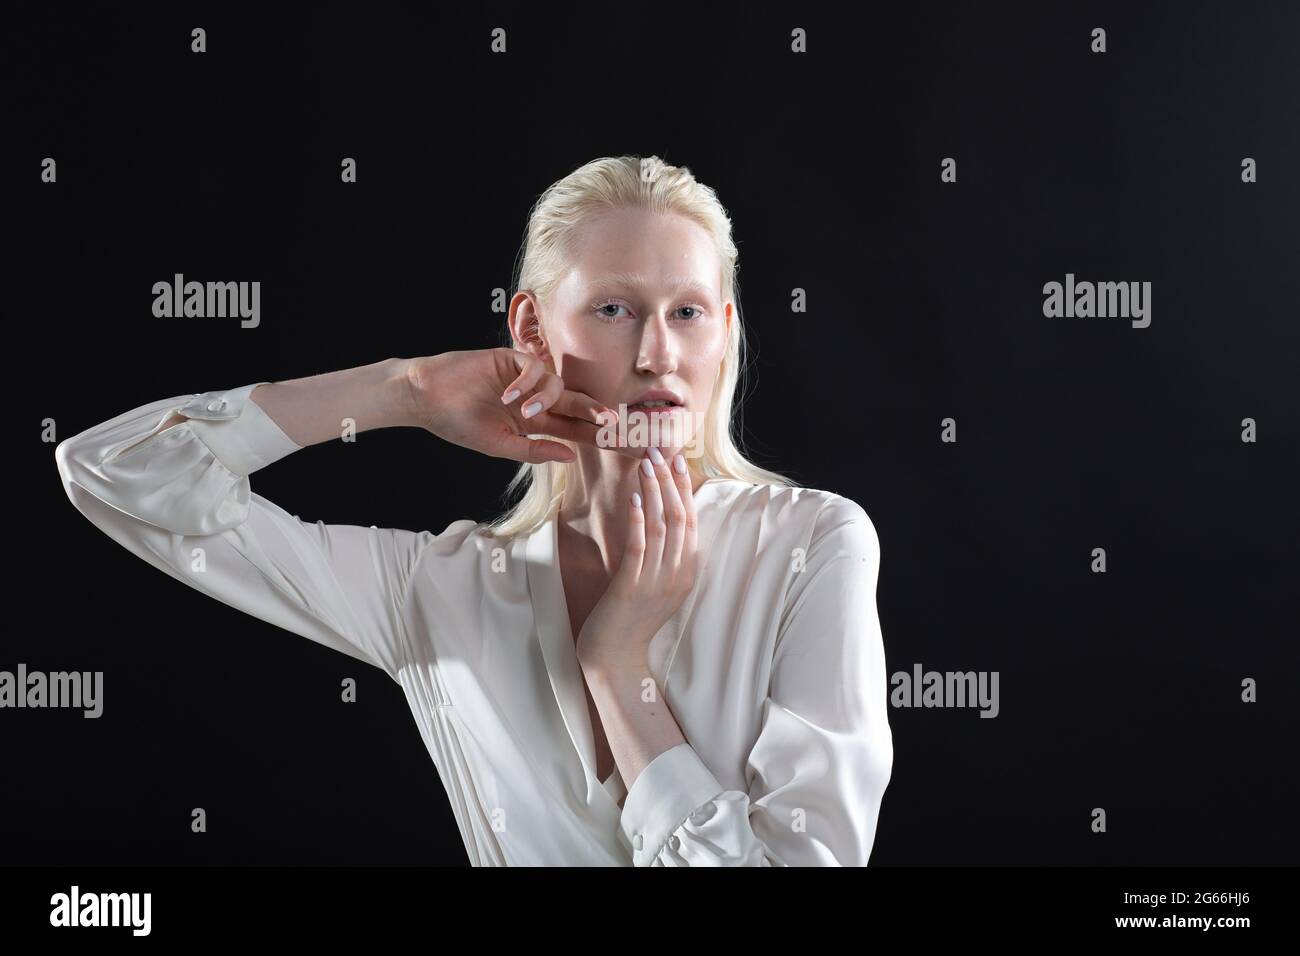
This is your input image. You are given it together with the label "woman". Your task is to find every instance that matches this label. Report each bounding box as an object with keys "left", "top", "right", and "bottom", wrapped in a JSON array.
[{"left": 55, "top": 155, "right": 893, "bottom": 866}]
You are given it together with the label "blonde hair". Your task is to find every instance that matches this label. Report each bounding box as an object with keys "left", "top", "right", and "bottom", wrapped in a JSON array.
[{"left": 484, "top": 154, "right": 797, "bottom": 539}]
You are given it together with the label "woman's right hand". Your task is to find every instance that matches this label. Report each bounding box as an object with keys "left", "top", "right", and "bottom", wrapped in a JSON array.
[{"left": 404, "top": 350, "right": 611, "bottom": 464}]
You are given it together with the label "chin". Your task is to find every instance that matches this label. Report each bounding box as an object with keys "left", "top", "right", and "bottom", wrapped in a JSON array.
[
  {"left": 604, "top": 441, "right": 673, "bottom": 459},
  {"left": 596, "top": 406, "right": 702, "bottom": 460}
]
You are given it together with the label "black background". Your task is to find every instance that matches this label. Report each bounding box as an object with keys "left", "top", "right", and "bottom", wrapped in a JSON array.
[{"left": 6, "top": 1, "right": 1297, "bottom": 866}]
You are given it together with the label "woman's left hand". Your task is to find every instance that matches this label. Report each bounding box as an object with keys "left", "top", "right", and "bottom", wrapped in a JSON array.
[{"left": 575, "top": 447, "right": 699, "bottom": 675}]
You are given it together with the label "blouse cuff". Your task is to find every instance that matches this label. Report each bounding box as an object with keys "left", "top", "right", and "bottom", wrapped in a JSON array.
[
  {"left": 619, "top": 742, "right": 727, "bottom": 866},
  {"left": 173, "top": 383, "right": 302, "bottom": 477}
]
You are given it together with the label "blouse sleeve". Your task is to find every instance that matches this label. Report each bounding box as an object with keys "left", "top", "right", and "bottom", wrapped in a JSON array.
[
  {"left": 54, "top": 382, "right": 434, "bottom": 682},
  {"left": 617, "top": 494, "right": 894, "bottom": 866}
]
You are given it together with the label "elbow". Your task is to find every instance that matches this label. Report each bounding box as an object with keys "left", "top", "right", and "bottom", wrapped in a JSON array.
[
  {"left": 858, "top": 730, "right": 894, "bottom": 865},
  {"left": 54, "top": 435, "right": 88, "bottom": 510},
  {"left": 54, "top": 435, "right": 111, "bottom": 533}
]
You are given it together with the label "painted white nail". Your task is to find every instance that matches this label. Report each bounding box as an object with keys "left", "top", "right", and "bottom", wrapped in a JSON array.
[
  {"left": 631, "top": 491, "right": 642, "bottom": 508},
  {"left": 641, "top": 458, "right": 654, "bottom": 477},
  {"left": 674, "top": 453, "right": 686, "bottom": 474},
  {"left": 502, "top": 388, "right": 521, "bottom": 404},
  {"left": 649, "top": 446, "right": 665, "bottom": 466},
  {"left": 522, "top": 401, "right": 542, "bottom": 418}
]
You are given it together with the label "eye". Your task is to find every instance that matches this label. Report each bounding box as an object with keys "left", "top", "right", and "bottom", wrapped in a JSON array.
[
  {"left": 594, "top": 301, "right": 630, "bottom": 322},
  {"left": 592, "top": 300, "right": 707, "bottom": 322}
]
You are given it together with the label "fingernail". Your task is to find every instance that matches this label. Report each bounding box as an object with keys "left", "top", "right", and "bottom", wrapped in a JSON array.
[
  {"left": 502, "top": 388, "right": 520, "bottom": 404},
  {"left": 631, "top": 491, "right": 642, "bottom": 508},
  {"left": 522, "top": 401, "right": 542, "bottom": 418},
  {"left": 649, "top": 446, "right": 665, "bottom": 467},
  {"left": 674, "top": 453, "right": 686, "bottom": 474},
  {"left": 641, "top": 458, "right": 654, "bottom": 477}
]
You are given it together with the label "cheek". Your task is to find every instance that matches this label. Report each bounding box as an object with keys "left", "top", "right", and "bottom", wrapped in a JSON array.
[
  {"left": 555, "top": 320, "right": 624, "bottom": 362},
  {"left": 688, "top": 333, "right": 727, "bottom": 381},
  {"left": 551, "top": 338, "right": 626, "bottom": 400}
]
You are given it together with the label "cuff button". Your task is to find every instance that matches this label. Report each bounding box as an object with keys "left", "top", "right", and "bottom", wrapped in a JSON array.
[
  {"left": 206, "top": 399, "right": 227, "bottom": 412},
  {"left": 667, "top": 834, "right": 680, "bottom": 851},
  {"left": 632, "top": 833, "right": 643, "bottom": 851}
]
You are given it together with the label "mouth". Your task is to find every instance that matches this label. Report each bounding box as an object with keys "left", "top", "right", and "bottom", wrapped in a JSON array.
[
  {"left": 625, "top": 388, "right": 686, "bottom": 411},
  {"left": 599, "top": 398, "right": 697, "bottom": 451},
  {"left": 625, "top": 400, "right": 685, "bottom": 414}
]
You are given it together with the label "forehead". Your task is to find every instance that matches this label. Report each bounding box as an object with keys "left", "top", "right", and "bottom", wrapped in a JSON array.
[{"left": 562, "top": 207, "right": 721, "bottom": 298}]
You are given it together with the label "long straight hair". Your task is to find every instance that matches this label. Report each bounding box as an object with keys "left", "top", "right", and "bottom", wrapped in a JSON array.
[{"left": 484, "top": 154, "right": 796, "bottom": 539}]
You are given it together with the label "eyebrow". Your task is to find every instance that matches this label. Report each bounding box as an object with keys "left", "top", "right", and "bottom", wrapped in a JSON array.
[{"left": 587, "top": 272, "right": 717, "bottom": 300}]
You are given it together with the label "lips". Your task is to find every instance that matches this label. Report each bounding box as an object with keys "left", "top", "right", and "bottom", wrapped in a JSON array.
[
  {"left": 627, "top": 388, "right": 685, "bottom": 407},
  {"left": 626, "top": 403, "right": 685, "bottom": 415}
]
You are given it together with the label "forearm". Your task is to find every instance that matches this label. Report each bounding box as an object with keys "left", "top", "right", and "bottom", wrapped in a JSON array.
[
  {"left": 584, "top": 656, "right": 687, "bottom": 790},
  {"left": 246, "top": 357, "right": 418, "bottom": 448},
  {"left": 142, "top": 357, "right": 417, "bottom": 451}
]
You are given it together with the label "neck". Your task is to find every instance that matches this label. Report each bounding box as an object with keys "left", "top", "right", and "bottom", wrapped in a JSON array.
[{"left": 557, "top": 446, "right": 705, "bottom": 569}]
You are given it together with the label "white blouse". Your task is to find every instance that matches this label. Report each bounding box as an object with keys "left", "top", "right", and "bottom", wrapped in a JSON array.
[{"left": 54, "top": 381, "right": 894, "bottom": 866}]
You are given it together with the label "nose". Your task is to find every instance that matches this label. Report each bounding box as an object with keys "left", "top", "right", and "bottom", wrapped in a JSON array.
[{"left": 635, "top": 311, "right": 678, "bottom": 376}]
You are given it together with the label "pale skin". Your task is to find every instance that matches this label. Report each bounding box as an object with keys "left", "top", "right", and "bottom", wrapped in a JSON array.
[
  {"left": 143, "top": 207, "right": 733, "bottom": 804},
  {"left": 499, "top": 207, "right": 734, "bottom": 795}
]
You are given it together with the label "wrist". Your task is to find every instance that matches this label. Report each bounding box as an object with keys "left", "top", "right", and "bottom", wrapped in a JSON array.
[
  {"left": 578, "top": 640, "right": 651, "bottom": 682},
  {"left": 390, "top": 356, "right": 424, "bottom": 429}
]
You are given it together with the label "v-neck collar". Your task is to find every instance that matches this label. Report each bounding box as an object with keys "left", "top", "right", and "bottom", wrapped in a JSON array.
[{"left": 523, "top": 478, "right": 731, "bottom": 808}]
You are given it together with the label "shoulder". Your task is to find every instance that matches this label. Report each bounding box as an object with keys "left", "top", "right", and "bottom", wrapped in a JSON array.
[
  {"left": 408, "top": 518, "right": 505, "bottom": 573},
  {"left": 709, "top": 479, "right": 878, "bottom": 557},
  {"left": 807, "top": 491, "right": 879, "bottom": 561},
  {"left": 416, "top": 517, "right": 490, "bottom": 551},
  {"left": 404, "top": 518, "right": 529, "bottom": 600}
]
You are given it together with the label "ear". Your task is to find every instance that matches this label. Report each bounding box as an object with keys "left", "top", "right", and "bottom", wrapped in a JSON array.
[{"left": 509, "top": 292, "right": 554, "bottom": 364}]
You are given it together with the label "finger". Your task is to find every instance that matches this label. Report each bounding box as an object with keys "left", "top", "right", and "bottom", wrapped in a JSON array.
[
  {"left": 500, "top": 350, "right": 545, "bottom": 406},
  {"left": 650, "top": 446, "right": 686, "bottom": 569},
  {"left": 494, "top": 430, "right": 576, "bottom": 464},
  {"left": 672, "top": 452, "right": 699, "bottom": 578},
  {"left": 528, "top": 410, "right": 604, "bottom": 448},
  {"left": 616, "top": 488, "right": 647, "bottom": 587},
  {"left": 518, "top": 371, "right": 566, "bottom": 421},
  {"left": 548, "top": 388, "right": 613, "bottom": 426},
  {"left": 638, "top": 448, "right": 666, "bottom": 574}
]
